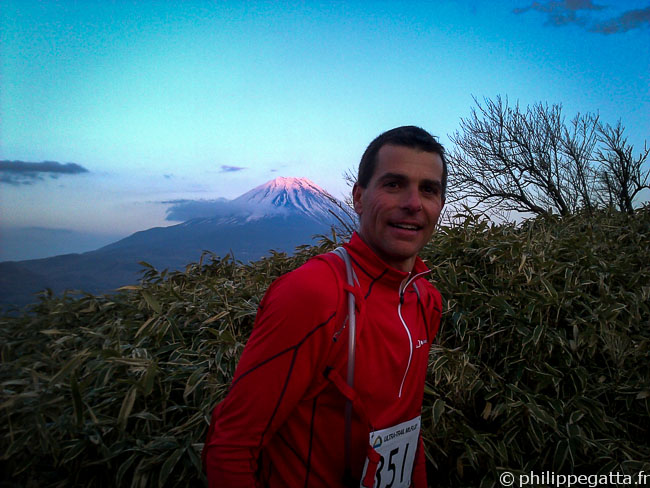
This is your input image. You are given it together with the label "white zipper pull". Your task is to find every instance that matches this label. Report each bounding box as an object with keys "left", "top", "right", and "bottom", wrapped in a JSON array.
[
  {"left": 396, "top": 269, "right": 431, "bottom": 398},
  {"left": 397, "top": 273, "right": 413, "bottom": 398}
]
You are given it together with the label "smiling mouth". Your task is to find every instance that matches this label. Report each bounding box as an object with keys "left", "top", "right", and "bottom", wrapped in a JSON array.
[{"left": 390, "top": 223, "right": 422, "bottom": 231}]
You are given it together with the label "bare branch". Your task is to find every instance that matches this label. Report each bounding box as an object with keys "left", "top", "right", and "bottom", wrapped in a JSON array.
[
  {"left": 596, "top": 122, "right": 650, "bottom": 214},
  {"left": 448, "top": 96, "right": 647, "bottom": 217}
]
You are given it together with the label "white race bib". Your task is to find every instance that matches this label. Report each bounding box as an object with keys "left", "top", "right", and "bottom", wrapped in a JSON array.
[{"left": 360, "top": 416, "right": 421, "bottom": 488}]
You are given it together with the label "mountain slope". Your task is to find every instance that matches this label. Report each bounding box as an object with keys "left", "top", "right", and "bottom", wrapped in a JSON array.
[{"left": 0, "top": 177, "right": 352, "bottom": 310}]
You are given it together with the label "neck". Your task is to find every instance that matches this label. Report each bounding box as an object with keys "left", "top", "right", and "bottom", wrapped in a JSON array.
[{"left": 355, "top": 231, "right": 416, "bottom": 273}]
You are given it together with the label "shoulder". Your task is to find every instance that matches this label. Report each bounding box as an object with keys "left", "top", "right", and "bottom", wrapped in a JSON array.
[
  {"left": 261, "top": 252, "right": 345, "bottom": 317},
  {"left": 416, "top": 278, "right": 443, "bottom": 315},
  {"left": 413, "top": 278, "right": 443, "bottom": 341},
  {"left": 412, "top": 257, "right": 442, "bottom": 312}
]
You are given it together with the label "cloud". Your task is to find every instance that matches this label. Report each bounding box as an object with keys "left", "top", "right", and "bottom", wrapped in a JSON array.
[
  {"left": 163, "top": 198, "right": 242, "bottom": 221},
  {"left": 220, "top": 165, "right": 246, "bottom": 173},
  {"left": 513, "top": 1, "right": 649, "bottom": 34},
  {"left": 513, "top": 0, "right": 605, "bottom": 15},
  {"left": 590, "top": 6, "right": 650, "bottom": 34},
  {"left": 0, "top": 174, "right": 39, "bottom": 185},
  {"left": 0, "top": 160, "right": 89, "bottom": 185},
  {"left": 0, "top": 160, "right": 89, "bottom": 174},
  {"left": 513, "top": 0, "right": 603, "bottom": 27}
]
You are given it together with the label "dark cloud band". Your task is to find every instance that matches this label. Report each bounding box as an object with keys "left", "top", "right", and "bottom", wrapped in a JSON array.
[
  {"left": 513, "top": 1, "right": 650, "bottom": 34},
  {"left": 0, "top": 160, "right": 89, "bottom": 185},
  {"left": 220, "top": 165, "right": 246, "bottom": 173},
  {"left": 590, "top": 7, "right": 650, "bottom": 34},
  {"left": 0, "top": 160, "right": 89, "bottom": 174}
]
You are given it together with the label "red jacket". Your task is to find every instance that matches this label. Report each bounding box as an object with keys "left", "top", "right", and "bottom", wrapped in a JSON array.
[{"left": 203, "top": 233, "right": 442, "bottom": 487}]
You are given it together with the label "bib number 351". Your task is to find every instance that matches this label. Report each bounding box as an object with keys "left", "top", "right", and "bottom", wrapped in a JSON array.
[{"left": 361, "top": 416, "right": 421, "bottom": 488}]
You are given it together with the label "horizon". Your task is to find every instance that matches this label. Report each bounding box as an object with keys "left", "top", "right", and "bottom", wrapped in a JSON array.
[
  {"left": 0, "top": 174, "right": 345, "bottom": 262},
  {"left": 1, "top": 0, "right": 649, "bottom": 261}
]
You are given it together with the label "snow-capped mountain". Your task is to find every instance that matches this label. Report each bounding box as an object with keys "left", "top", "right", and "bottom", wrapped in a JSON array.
[
  {"left": 0, "top": 177, "right": 355, "bottom": 309},
  {"left": 233, "top": 176, "right": 344, "bottom": 221},
  {"left": 183, "top": 176, "right": 348, "bottom": 225}
]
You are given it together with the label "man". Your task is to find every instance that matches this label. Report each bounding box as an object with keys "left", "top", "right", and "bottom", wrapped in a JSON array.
[{"left": 203, "top": 126, "right": 446, "bottom": 487}]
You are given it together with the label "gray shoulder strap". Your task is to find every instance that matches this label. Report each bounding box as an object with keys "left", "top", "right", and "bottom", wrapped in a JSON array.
[
  {"left": 331, "top": 246, "right": 359, "bottom": 287},
  {"left": 331, "top": 246, "right": 358, "bottom": 480}
]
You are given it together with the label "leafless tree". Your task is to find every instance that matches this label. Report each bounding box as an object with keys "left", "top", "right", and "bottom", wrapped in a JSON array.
[
  {"left": 448, "top": 96, "right": 648, "bottom": 218},
  {"left": 596, "top": 121, "right": 650, "bottom": 214}
]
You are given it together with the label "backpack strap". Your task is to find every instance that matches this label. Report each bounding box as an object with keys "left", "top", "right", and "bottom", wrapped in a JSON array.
[
  {"left": 330, "top": 246, "right": 359, "bottom": 484},
  {"left": 331, "top": 247, "right": 359, "bottom": 392},
  {"left": 318, "top": 247, "right": 374, "bottom": 486}
]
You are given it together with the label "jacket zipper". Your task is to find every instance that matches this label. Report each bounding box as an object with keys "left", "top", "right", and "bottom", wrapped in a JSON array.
[{"left": 397, "top": 270, "right": 430, "bottom": 398}]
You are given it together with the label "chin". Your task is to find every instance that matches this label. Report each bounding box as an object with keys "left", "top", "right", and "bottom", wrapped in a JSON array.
[
  {"left": 394, "top": 238, "right": 426, "bottom": 253},
  {"left": 385, "top": 244, "right": 422, "bottom": 262}
]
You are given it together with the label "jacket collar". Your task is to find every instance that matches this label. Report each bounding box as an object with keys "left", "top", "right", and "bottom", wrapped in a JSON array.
[{"left": 342, "top": 232, "right": 431, "bottom": 288}]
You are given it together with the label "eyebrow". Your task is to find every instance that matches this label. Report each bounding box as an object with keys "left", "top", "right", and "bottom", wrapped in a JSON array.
[
  {"left": 378, "top": 172, "right": 442, "bottom": 190},
  {"left": 378, "top": 172, "right": 407, "bottom": 184}
]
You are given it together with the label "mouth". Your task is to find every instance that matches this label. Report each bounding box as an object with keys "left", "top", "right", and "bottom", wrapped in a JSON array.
[{"left": 389, "top": 222, "right": 423, "bottom": 231}]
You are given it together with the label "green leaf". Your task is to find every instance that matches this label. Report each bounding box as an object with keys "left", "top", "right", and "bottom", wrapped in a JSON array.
[
  {"left": 183, "top": 367, "right": 206, "bottom": 400},
  {"left": 432, "top": 398, "right": 445, "bottom": 425},
  {"left": 141, "top": 361, "right": 158, "bottom": 396},
  {"left": 70, "top": 373, "right": 83, "bottom": 426},
  {"left": 116, "top": 454, "right": 137, "bottom": 486},
  {"left": 532, "top": 323, "right": 544, "bottom": 346},
  {"left": 142, "top": 290, "right": 162, "bottom": 314},
  {"left": 118, "top": 386, "right": 137, "bottom": 430},
  {"left": 526, "top": 401, "right": 557, "bottom": 429},
  {"left": 553, "top": 439, "right": 569, "bottom": 470},
  {"left": 158, "top": 447, "right": 185, "bottom": 488},
  {"left": 132, "top": 411, "right": 162, "bottom": 421},
  {"left": 50, "top": 349, "right": 90, "bottom": 385}
]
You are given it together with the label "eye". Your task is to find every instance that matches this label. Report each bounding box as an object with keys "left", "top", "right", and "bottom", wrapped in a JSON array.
[{"left": 384, "top": 181, "right": 400, "bottom": 189}]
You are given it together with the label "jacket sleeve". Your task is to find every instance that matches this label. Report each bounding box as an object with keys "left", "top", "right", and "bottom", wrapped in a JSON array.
[{"left": 202, "top": 260, "right": 342, "bottom": 487}]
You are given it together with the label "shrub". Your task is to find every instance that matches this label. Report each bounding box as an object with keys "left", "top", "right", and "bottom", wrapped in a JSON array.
[
  {"left": 1, "top": 211, "right": 648, "bottom": 487},
  {"left": 0, "top": 241, "right": 331, "bottom": 488},
  {"left": 421, "top": 208, "right": 650, "bottom": 486}
]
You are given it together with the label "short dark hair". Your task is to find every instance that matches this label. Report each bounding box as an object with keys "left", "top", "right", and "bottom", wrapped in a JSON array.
[{"left": 357, "top": 126, "right": 447, "bottom": 199}]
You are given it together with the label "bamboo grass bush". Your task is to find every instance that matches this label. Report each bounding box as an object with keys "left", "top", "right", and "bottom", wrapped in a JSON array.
[
  {"left": 421, "top": 207, "right": 650, "bottom": 486},
  {"left": 1, "top": 211, "right": 648, "bottom": 487}
]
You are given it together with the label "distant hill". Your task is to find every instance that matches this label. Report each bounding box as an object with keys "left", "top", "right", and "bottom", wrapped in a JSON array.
[{"left": 0, "top": 177, "right": 352, "bottom": 310}]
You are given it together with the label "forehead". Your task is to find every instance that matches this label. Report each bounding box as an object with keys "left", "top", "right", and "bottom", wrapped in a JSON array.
[{"left": 373, "top": 144, "right": 443, "bottom": 181}]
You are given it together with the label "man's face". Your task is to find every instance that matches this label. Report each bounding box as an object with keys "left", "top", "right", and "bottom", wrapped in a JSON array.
[{"left": 353, "top": 144, "right": 445, "bottom": 272}]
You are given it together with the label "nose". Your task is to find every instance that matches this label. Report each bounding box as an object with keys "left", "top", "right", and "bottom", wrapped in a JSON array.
[{"left": 401, "top": 186, "right": 422, "bottom": 213}]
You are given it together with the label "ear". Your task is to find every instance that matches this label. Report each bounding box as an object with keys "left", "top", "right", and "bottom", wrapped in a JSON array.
[{"left": 352, "top": 183, "right": 363, "bottom": 216}]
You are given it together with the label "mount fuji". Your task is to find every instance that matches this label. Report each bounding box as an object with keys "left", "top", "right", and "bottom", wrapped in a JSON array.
[
  {"left": 236, "top": 176, "right": 345, "bottom": 221},
  {"left": 181, "top": 176, "right": 348, "bottom": 224},
  {"left": 0, "top": 177, "right": 354, "bottom": 309}
]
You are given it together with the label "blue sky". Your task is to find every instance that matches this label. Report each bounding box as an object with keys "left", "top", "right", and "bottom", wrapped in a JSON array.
[{"left": 1, "top": 0, "right": 649, "bottom": 260}]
